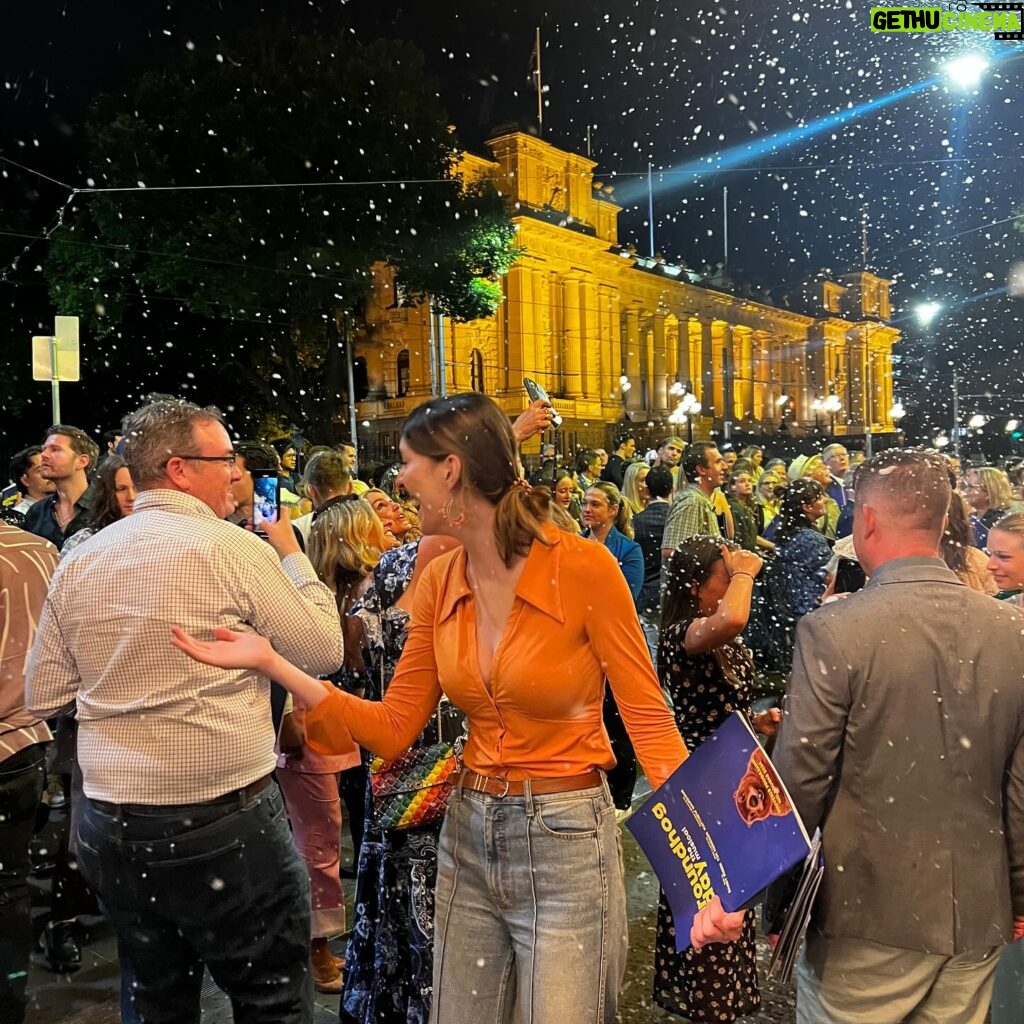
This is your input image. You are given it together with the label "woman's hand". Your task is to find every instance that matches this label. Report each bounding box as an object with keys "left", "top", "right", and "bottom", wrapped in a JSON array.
[
  {"left": 512, "top": 399, "right": 556, "bottom": 444},
  {"left": 721, "top": 546, "right": 763, "bottom": 580},
  {"left": 691, "top": 896, "right": 745, "bottom": 950},
  {"left": 753, "top": 708, "right": 783, "bottom": 738},
  {"left": 171, "top": 626, "right": 276, "bottom": 676}
]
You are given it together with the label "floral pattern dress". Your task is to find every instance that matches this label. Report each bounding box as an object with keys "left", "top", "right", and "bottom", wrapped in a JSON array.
[
  {"left": 652, "top": 619, "right": 762, "bottom": 1023},
  {"left": 340, "top": 541, "right": 451, "bottom": 1024}
]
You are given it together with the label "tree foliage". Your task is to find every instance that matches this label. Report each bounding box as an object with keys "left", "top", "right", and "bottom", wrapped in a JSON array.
[{"left": 43, "top": 31, "right": 520, "bottom": 440}]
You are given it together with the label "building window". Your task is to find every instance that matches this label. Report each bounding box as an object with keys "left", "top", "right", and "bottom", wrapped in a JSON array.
[
  {"left": 470, "top": 348, "right": 484, "bottom": 393},
  {"left": 397, "top": 349, "right": 410, "bottom": 398}
]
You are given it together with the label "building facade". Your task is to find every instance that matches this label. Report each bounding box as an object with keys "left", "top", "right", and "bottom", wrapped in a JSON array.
[{"left": 353, "top": 130, "right": 900, "bottom": 459}]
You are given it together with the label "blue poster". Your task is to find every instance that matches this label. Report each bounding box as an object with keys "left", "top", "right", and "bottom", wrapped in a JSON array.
[{"left": 627, "top": 711, "right": 811, "bottom": 951}]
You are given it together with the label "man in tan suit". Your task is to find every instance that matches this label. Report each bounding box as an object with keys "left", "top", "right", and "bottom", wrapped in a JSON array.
[{"left": 770, "top": 448, "right": 1024, "bottom": 1024}]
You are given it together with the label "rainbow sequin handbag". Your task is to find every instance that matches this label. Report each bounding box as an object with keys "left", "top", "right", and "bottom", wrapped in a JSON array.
[{"left": 369, "top": 704, "right": 462, "bottom": 831}]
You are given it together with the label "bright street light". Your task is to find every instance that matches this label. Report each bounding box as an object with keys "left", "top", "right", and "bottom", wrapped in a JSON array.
[
  {"left": 915, "top": 301, "right": 943, "bottom": 327},
  {"left": 933, "top": 433, "right": 950, "bottom": 449},
  {"left": 967, "top": 413, "right": 987, "bottom": 430},
  {"left": 619, "top": 374, "right": 632, "bottom": 393},
  {"left": 889, "top": 402, "right": 906, "bottom": 421},
  {"left": 944, "top": 53, "right": 990, "bottom": 90},
  {"left": 1007, "top": 419, "right": 1020, "bottom": 433}
]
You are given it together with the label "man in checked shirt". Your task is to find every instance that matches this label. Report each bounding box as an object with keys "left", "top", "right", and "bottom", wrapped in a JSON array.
[{"left": 27, "top": 398, "right": 344, "bottom": 1024}]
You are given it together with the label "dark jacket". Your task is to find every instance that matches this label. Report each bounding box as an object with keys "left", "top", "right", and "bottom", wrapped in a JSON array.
[
  {"left": 23, "top": 486, "right": 94, "bottom": 552},
  {"left": 585, "top": 525, "right": 644, "bottom": 605}
]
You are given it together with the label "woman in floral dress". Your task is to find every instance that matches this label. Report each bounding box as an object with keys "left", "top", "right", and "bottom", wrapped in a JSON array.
[{"left": 653, "top": 536, "right": 781, "bottom": 1022}]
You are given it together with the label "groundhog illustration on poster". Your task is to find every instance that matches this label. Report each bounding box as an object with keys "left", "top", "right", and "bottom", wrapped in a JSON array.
[{"left": 733, "top": 747, "right": 792, "bottom": 825}]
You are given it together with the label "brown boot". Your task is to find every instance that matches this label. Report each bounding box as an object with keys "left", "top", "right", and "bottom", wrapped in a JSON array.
[{"left": 310, "top": 937, "right": 343, "bottom": 994}]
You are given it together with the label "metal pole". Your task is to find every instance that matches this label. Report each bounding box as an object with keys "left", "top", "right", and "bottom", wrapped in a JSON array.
[
  {"left": 952, "top": 368, "right": 961, "bottom": 459},
  {"left": 343, "top": 313, "right": 358, "bottom": 469},
  {"left": 49, "top": 334, "right": 61, "bottom": 423},
  {"left": 428, "top": 303, "right": 438, "bottom": 396},
  {"left": 648, "top": 163, "right": 655, "bottom": 258},
  {"left": 723, "top": 186, "right": 729, "bottom": 275},
  {"left": 722, "top": 346, "right": 733, "bottom": 442},
  {"left": 535, "top": 27, "right": 543, "bottom": 137},
  {"left": 437, "top": 311, "right": 448, "bottom": 398}
]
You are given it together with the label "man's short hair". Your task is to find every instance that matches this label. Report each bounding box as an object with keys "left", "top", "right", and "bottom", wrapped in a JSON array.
[
  {"left": 681, "top": 442, "right": 717, "bottom": 484},
  {"left": 43, "top": 424, "right": 100, "bottom": 473},
  {"left": 575, "top": 449, "right": 600, "bottom": 476},
  {"left": 659, "top": 436, "right": 685, "bottom": 451},
  {"left": 234, "top": 441, "right": 278, "bottom": 473},
  {"left": 121, "top": 399, "right": 224, "bottom": 488},
  {"left": 856, "top": 448, "right": 951, "bottom": 532},
  {"left": 304, "top": 450, "right": 351, "bottom": 497},
  {"left": 822, "top": 443, "right": 848, "bottom": 463},
  {"left": 646, "top": 465, "right": 674, "bottom": 500},
  {"left": 9, "top": 445, "right": 42, "bottom": 485},
  {"left": 613, "top": 432, "right": 635, "bottom": 450}
]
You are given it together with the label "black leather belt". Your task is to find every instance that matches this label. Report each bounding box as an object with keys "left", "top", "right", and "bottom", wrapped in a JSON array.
[{"left": 90, "top": 773, "right": 273, "bottom": 814}]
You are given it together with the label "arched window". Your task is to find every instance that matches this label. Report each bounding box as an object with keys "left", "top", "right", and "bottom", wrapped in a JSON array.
[
  {"left": 470, "top": 348, "right": 484, "bottom": 393},
  {"left": 396, "top": 349, "right": 410, "bottom": 398}
]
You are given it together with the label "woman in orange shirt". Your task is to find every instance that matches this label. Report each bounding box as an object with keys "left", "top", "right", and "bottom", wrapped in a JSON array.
[{"left": 172, "top": 392, "right": 743, "bottom": 1023}]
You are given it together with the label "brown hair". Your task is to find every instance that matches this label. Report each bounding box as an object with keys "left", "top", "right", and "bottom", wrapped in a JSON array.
[
  {"left": 856, "top": 448, "right": 951, "bottom": 532},
  {"left": 401, "top": 393, "right": 551, "bottom": 567},
  {"left": 991, "top": 512, "right": 1024, "bottom": 542},
  {"left": 941, "top": 491, "right": 973, "bottom": 574}
]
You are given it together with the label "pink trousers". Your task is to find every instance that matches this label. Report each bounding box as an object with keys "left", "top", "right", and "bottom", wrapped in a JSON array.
[{"left": 276, "top": 767, "right": 347, "bottom": 938}]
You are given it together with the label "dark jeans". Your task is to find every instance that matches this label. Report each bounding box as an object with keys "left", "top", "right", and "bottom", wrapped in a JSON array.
[
  {"left": 602, "top": 687, "right": 637, "bottom": 811},
  {"left": 0, "top": 743, "right": 47, "bottom": 1024},
  {"left": 76, "top": 780, "right": 313, "bottom": 1024}
]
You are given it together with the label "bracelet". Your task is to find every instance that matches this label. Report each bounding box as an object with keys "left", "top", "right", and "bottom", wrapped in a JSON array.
[{"left": 731, "top": 572, "right": 755, "bottom": 581}]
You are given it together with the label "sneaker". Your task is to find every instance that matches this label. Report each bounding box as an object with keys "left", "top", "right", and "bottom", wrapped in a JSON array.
[{"left": 614, "top": 807, "right": 634, "bottom": 825}]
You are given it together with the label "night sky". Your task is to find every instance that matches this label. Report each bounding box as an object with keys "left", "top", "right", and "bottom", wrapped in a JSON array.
[{"left": 2, "top": 0, "right": 1023, "bottom": 445}]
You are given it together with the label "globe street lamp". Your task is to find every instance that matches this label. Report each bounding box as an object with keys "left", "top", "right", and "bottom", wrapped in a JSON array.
[
  {"left": 823, "top": 394, "right": 843, "bottom": 436},
  {"left": 811, "top": 397, "right": 825, "bottom": 432}
]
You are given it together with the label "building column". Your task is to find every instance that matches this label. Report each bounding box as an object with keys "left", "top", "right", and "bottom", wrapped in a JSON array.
[
  {"left": 738, "top": 327, "right": 755, "bottom": 422},
  {"left": 698, "top": 318, "right": 715, "bottom": 418},
  {"left": 579, "top": 278, "right": 598, "bottom": 399},
  {"left": 622, "top": 306, "right": 643, "bottom": 417},
  {"left": 504, "top": 267, "right": 530, "bottom": 394},
  {"left": 562, "top": 276, "right": 583, "bottom": 398},
  {"left": 676, "top": 316, "right": 693, "bottom": 392},
  {"left": 652, "top": 312, "right": 668, "bottom": 415}
]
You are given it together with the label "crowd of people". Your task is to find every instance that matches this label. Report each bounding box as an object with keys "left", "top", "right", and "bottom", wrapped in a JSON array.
[{"left": 2, "top": 399, "right": 1024, "bottom": 1024}]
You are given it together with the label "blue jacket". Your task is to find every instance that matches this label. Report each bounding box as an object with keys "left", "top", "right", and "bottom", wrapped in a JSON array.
[{"left": 599, "top": 526, "right": 645, "bottom": 604}]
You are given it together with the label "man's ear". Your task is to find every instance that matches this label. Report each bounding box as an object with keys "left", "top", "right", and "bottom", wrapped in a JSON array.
[{"left": 860, "top": 502, "right": 878, "bottom": 540}]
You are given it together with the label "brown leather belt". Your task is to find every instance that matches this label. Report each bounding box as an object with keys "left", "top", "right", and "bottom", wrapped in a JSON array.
[{"left": 459, "top": 768, "right": 603, "bottom": 798}]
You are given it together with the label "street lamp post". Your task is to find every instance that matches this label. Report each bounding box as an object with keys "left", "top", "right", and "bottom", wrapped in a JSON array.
[
  {"left": 811, "top": 397, "right": 825, "bottom": 433},
  {"left": 669, "top": 379, "right": 701, "bottom": 445},
  {"left": 619, "top": 374, "right": 632, "bottom": 423},
  {"left": 824, "top": 394, "right": 843, "bottom": 437}
]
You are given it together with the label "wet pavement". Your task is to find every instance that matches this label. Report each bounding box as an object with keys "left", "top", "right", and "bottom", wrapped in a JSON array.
[{"left": 24, "top": 783, "right": 797, "bottom": 1023}]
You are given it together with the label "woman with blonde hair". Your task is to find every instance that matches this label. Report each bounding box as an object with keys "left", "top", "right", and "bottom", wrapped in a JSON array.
[
  {"left": 621, "top": 461, "right": 651, "bottom": 515},
  {"left": 172, "top": 392, "right": 742, "bottom": 1024},
  {"left": 964, "top": 465, "right": 1014, "bottom": 548},
  {"left": 276, "top": 498, "right": 387, "bottom": 993}
]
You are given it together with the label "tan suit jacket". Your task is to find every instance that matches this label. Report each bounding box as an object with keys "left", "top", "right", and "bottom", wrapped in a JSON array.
[{"left": 773, "top": 556, "right": 1024, "bottom": 955}]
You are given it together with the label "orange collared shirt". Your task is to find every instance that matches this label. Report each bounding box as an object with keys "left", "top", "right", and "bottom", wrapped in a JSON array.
[{"left": 306, "top": 523, "right": 688, "bottom": 788}]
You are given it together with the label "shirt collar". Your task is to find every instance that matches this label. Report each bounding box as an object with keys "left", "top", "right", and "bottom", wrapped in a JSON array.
[
  {"left": 437, "top": 521, "right": 565, "bottom": 625},
  {"left": 132, "top": 488, "right": 221, "bottom": 520}
]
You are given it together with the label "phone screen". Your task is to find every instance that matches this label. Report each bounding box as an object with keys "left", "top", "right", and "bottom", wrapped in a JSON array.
[{"left": 252, "top": 473, "right": 281, "bottom": 530}]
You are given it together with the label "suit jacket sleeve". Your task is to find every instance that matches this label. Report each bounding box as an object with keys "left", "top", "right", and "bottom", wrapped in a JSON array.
[
  {"left": 772, "top": 608, "right": 852, "bottom": 836},
  {"left": 1006, "top": 727, "right": 1024, "bottom": 917}
]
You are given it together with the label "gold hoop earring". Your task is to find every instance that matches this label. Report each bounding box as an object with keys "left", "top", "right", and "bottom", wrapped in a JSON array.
[{"left": 441, "top": 495, "right": 465, "bottom": 528}]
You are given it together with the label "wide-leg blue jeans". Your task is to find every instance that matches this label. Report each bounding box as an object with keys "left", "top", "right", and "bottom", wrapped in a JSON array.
[
  {"left": 430, "top": 776, "right": 626, "bottom": 1024},
  {"left": 75, "top": 780, "right": 312, "bottom": 1024}
]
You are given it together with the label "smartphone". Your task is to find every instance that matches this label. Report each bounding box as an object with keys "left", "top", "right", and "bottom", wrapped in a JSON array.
[
  {"left": 523, "top": 377, "right": 562, "bottom": 427},
  {"left": 251, "top": 472, "right": 281, "bottom": 531}
]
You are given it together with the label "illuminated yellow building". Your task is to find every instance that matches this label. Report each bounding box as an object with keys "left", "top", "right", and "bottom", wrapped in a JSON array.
[{"left": 354, "top": 130, "right": 899, "bottom": 456}]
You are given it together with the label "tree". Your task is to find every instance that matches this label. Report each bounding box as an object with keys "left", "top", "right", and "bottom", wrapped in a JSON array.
[{"left": 43, "top": 31, "right": 520, "bottom": 441}]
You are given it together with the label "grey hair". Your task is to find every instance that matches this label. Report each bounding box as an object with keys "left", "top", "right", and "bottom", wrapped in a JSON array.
[{"left": 121, "top": 398, "right": 225, "bottom": 488}]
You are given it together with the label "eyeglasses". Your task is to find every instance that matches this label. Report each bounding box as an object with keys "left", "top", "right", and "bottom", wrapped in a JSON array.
[{"left": 170, "top": 452, "right": 238, "bottom": 466}]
